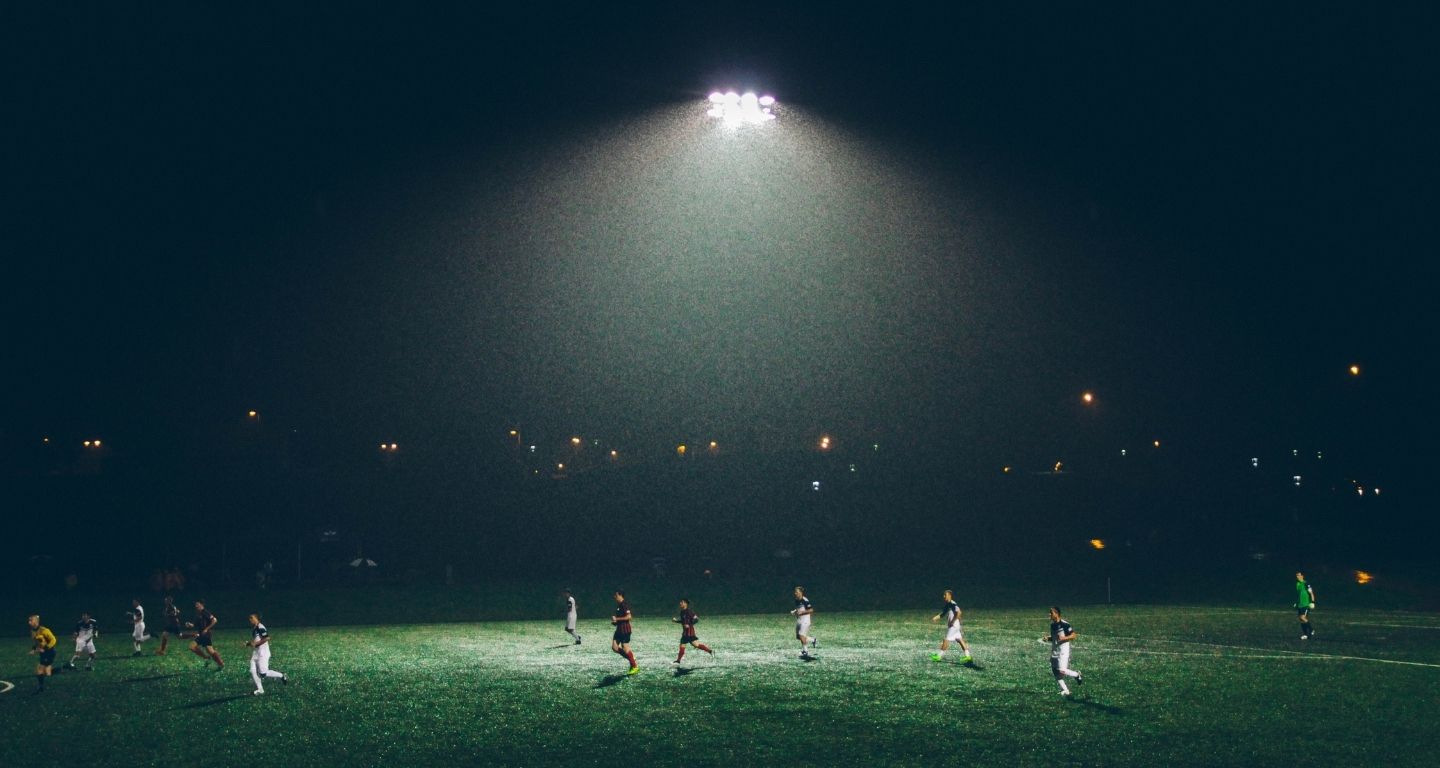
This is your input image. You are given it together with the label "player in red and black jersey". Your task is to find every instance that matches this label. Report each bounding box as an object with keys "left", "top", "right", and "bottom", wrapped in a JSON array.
[
  {"left": 157, "top": 595, "right": 183, "bottom": 655},
  {"left": 671, "top": 598, "right": 714, "bottom": 665},
  {"left": 610, "top": 590, "right": 639, "bottom": 675},
  {"left": 185, "top": 600, "right": 224, "bottom": 670}
]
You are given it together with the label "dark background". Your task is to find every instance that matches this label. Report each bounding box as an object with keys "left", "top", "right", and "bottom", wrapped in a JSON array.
[{"left": 2, "top": 3, "right": 1436, "bottom": 599}]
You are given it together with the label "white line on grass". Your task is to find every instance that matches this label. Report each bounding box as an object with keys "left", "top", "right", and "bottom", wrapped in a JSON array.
[
  {"left": 1346, "top": 623, "right": 1440, "bottom": 630},
  {"left": 0, "top": 680, "right": 13, "bottom": 694}
]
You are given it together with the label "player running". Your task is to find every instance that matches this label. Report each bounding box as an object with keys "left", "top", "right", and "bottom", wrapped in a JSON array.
[
  {"left": 562, "top": 588, "right": 581, "bottom": 645},
  {"left": 67, "top": 612, "right": 99, "bottom": 671},
  {"left": 28, "top": 615, "right": 58, "bottom": 694},
  {"left": 1042, "top": 606, "right": 1083, "bottom": 696},
  {"left": 791, "top": 586, "right": 818, "bottom": 659},
  {"left": 1295, "top": 572, "right": 1317, "bottom": 640},
  {"left": 671, "top": 598, "right": 714, "bottom": 665},
  {"left": 157, "top": 595, "right": 183, "bottom": 655},
  {"left": 244, "top": 613, "right": 289, "bottom": 695},
  {"left": 930, "top": 589, "right": 973, "bottom": 664},
  {"left": 610, "top": 590, "right": 639, "bottom": 675},
  {"left": 185, "top": 600, "right": 224, "bottom": 670},
  {"left": 129, "top": 598, "right": 150, "bottom": 656}
]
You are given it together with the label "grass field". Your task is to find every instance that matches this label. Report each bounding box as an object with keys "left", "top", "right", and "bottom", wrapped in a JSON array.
[{"left": 2, "top": 605, "right": 1437, "bottom": 767}]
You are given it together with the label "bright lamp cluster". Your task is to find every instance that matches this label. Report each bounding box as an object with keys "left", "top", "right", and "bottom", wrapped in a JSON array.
[{"left": 707, "top": 91, "right": 776, "bottom": 124}]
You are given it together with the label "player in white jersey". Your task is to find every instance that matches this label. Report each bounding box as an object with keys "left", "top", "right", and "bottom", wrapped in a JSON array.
[
  {"left": 791, "top": 586, "right": 818, "bottom": 659},
  {"left": 245, "top": 613, "right": 289, "bottom": 695},
  {"left": 562, "top": 589, "right": 581, "bottom": 645},
  {"left": 929, "top": 589, "right": 973, "bottom": 664},
  {"left": 68, "top": 613, "right": 99, "bottom": 671},
  {"left": 129, "top": 598, "right": 151, "bottom": 656},
  {"left": 1042, "top": 606, "right": 1083, "bottom": 696}
]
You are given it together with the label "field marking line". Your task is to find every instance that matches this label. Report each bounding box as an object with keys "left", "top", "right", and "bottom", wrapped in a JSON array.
[
  {"left": 0, "top": 680, "right": 13, "bottom": 694},
  {"left": 1093, "top": 635, "right": 1440, "bottom": 669},
  {"left": 1345, "top": 622, "right": 1440, "bottom": 630}
]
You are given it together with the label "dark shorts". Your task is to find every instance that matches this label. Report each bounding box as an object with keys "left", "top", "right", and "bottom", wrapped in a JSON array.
[
  {"left": 39, "top": 649, "right": 57, "bottom": 667},
  {"left": 613, "top": 630, "right": 632, "bottom": 644},
  {"left": 1297, "top": 607, "right": 1310, "bottom": 618},
  {"left": 680, "top": 633, "right": 698, "bottom": 645},
  {"left": 165, "top": 622, "right": 183, "bottom": 636},
  {"left": 193, "top": 634, "right": 213, "bottom": 648}
]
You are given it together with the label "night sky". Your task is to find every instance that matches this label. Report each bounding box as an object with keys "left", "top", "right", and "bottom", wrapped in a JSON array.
[{"left": 7, "top": 3, "right": 1438, "bottom": 484}]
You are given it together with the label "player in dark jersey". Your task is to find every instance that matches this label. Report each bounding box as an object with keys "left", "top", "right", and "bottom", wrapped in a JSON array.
[
  {"left": 185, "top": 600, "right": 224, "bottom": 670},
  {"left": 791, "top": 586, "right": 817, "bottom": 659},
  {"left": 157, "top": 595, "right": 183, "bottom": 655},
  {"left": 610, "top": 590, "right": 639, "bottom": 675},
  {"left": 671, "top": 598, "right": 714, "bottom": 665},
  {"left": 67, "top": 612, "right": 99, "bottom": 670},
  {"left": 1042, "top": 606, "right": 1083, "bottom": 696},
  {"left": 1294, "top": 572, "right": 1317, "bottom": 640},
  {"left": 28, "top": 615, "right": 58, "bottom": 693}
]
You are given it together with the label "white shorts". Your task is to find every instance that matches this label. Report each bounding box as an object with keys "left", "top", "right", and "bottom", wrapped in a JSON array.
[
  {"left": 795, "top": 615, "right": 811, "bottom": 636},
  {"left": 251, "top": 646, "right": 272, "bottom": 668},
  {"left": 133, "top": 622, "right": 147, "bottom": 641},
  {"left": 945, "top": 624, "right": 964, "bottom": 643},
  {"left": 565, "top": 613, "right": 577, "bottom": 631},
  {"left": 1051, "top": 643, "right": 1071, "bottom": 671},
  {"left": 75, "top": 638, "right": 96, "bottom": 655}
]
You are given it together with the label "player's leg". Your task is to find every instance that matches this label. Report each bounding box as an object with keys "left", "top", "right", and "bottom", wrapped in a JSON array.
[
  {"left": 675, "top": 643, "right": 686, "bottom": 663},
  {"left": 189, "top": 639, "right": 208, "bottom": 660},
  {"left": 208, "top": 644, "right": 225, "bottom": 669},
  {"left": 86, "top": 640, "right": 96, "bottom": 670},
  {"left": 158, "top": 631, "right": 169, "bottom": 654},
  {"left": 694, "top": 640, "right": 713, "bottom": 655},
  {"left": 250, "top": 655, "right": 265, "bottom": 693},
  {"left": 621, "top": 641, "right": 638, "bottom": 672}
]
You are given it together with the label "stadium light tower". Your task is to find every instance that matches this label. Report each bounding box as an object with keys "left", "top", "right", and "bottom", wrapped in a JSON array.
[{"left": 707, "top": 90, "right": 777, "bottom": 125}]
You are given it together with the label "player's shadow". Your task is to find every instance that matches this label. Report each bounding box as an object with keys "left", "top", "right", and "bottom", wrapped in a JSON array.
[
  {"left": 673, "top": 666, "right": 704, "bottom": 677},
  {"left": 125, "top": 673, "right": 182, "bottom": 683},
  {"left": 800, "top": 655, "right": 819, "bottom": 662},
  {"left": 595, "top": 673, "right": 629, "bottom": 688},
  {"left": 960, "top": 661, "right": 985, "bottom": 671},
  {"left": 1068, "top": 697, "right": 1123, "bottom": 715},
  {"left": 547, "top": 644, "right": 574, "bottom": 650},
  {"left": 172, "top": 694, "right": 252, "bottom": 710}
]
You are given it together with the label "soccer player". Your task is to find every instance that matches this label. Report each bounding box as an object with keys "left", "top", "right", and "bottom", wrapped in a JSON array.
[
  {"left": 68, "top": 612, "right": 99, "bottom": 671},
  {"left": 1295, "top": 572, "right": 1317, "bottom": 640},
  {"left": 671, "top": 598, "right": 714, "bottom": 664},
  {"left": 1042, "top": 606, "right": 1083, "bottom": 696},
  {"left": 562, "top": 588, "right": 581, "bottom": 645},
  {"left": 610, "top": 590, "right": 639, "bottom": 675},
  {"left": 129, "top": 598, "right": 151, "bottom": 656},
  {"left": 791, "top": 586, "right": 818, "bottom": 659},
  {"left": 157, "top": 595, "right": 183, "bottom": 655},
  {"left": 930, "top": 589, "right": 973, "bottom": 664},
  {"left": 244, "top": 613, "right": 289, "bottom": 695},
  {"left": 185, "top": 600, "right": 224, "bottom": 670},
  {"left": 28, "top": 615, "right": 58, "bottom": 694}
]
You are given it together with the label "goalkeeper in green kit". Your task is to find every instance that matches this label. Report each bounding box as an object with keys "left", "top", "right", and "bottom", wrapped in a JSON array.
[{"left": 1294, "top": 572, "right": 1316, "bottom": 640}]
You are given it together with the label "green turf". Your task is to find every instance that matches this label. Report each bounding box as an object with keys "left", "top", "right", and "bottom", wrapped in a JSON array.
[{"left": 2, "top": 606, "right": 1437, "bottom": 767}]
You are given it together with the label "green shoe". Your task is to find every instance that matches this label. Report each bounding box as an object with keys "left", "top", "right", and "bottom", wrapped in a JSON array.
[
  {"left": 960, "top": 656, "right": 973, "bottom": 664},
  {"left": 626, "top": 666, "right": 640, "bottom": 676},
  {"left": 931, "top": 654, "right": 944, "bottom": 662}
]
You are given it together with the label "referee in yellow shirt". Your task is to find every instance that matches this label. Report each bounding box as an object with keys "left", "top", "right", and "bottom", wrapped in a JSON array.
[{"left": 28, "top": 615, "right": 58, "bottom": 694}]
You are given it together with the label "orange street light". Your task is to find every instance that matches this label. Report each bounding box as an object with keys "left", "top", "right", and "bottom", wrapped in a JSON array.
[
  {"left": 1081, "top": 392, "right": 1095, "bottom": 404},
  {"left": 1089, "top": 539, "right": 1106, "bottom": 550},
  {"left": 1349, "top": 364, "right": 1361, "bottom": 376}
]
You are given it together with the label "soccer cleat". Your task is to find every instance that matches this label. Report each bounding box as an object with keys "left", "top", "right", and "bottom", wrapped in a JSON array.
[
  {"left": 1300, "top": 635, "right": 1308, "bottom": 640},
  {"left": 282, "top": 674, "right": 289, "bottom": 685},
  {"left": 626, "top": 666, "right": 640, "bottom": 676},
  {"left": 252, "top": 689, "right": 264, "bottom": 696},
  {"left": 673, "top": 659, "right": 682, "bottom": 665},
  {"left": 931, "top": 654, "right": 944, "bottom": 662},
  {"left": 1060, "top": 689, "right": 1071, "bottom": 697},
  {"left": 575, "top": 638, "right": 582, "bottom": 645},
  {"left": 1075, "top": 672, "right": 1084, "bottom": 686}
]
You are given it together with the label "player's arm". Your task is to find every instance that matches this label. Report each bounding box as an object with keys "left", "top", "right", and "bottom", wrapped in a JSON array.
[
  {"left": 951, "top": 609, "right": 962, "bottom": 627},
  {"left": 1308, "top": 586, "right": 1317, "bottom": 607},
  {"left": 1057, "top": 628, "right": 1078, "bottom": 644},
  {"left": 202, "top": 615, "right": 218, "bottom": 634}
]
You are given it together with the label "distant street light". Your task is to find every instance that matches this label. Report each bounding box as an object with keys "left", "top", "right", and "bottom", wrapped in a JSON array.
[
  {"left": 247, "top": 410, "right": 258, "bottom": 419},
  {"left": 1349, "top": 364, "right": 1361, "bottom": 376},
  {"left": 1081, "top": 392, "right": 1095, "bottom": 404},
  {"left": 818, "top": 435, "right": 832, "bottom": 451},
  {"left": 571, "top": 436, "right": 582, "bottom": 446},
  {"left": 707, "top": 91, "right": 777, "bottom": 124}
]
